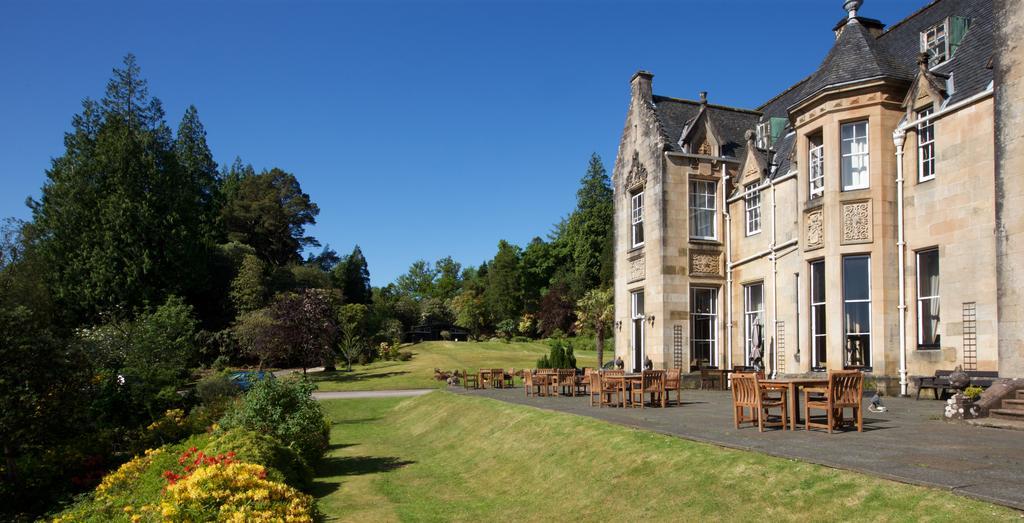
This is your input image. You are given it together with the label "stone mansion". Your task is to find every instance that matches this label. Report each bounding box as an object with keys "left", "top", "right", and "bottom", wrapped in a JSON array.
[{"left": 611, "top": 0, "right": 1023, "bottom": 394}]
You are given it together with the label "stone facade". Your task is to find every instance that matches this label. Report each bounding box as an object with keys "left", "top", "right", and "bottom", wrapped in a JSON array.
[{"left": 611, "top": 0, "right": 1021, "bottom": 394}]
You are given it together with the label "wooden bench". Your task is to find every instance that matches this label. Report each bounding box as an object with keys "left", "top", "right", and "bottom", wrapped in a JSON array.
[{"left": 916, "top": 369, "right": 1001, "bottom": 400}]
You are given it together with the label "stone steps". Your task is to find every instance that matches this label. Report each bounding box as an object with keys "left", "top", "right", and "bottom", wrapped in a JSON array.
[
  {"left": 1003, "top": 398, "right": 1024, "bottom": 408},
  {"left": 989, "top": 408, "right": 1024, "bottom": 421},
  {"left": 1017, "top": 390, "right": 1024, "bottom": 400}
]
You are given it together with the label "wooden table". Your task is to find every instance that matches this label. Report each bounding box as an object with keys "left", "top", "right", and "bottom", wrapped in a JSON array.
[{"left": 760, "top": 378, "right": 828, "bottom": 431}]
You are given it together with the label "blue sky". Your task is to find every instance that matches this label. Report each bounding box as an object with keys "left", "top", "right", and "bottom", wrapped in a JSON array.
[{"left": 0, "top": 0, "right": 920, "bottom": 286}]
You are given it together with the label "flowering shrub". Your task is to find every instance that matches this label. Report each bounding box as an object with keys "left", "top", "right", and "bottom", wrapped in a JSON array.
[
  {"left": 144, "top": 409, "right": 189, "bottom": 446},
  {"left": 161, "top": 446, "right": 237, "bottom": 485},
  {"left": 96, "top": 448, "right": 165, "bottom": 499},
  {"left": 160, "top": 462, "right": 315, "bottom": 522}
]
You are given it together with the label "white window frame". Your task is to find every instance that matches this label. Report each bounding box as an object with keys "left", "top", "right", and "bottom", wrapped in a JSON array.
[
  {"left": 921, "top": 19, "right": 949, "bottom": 67},
  {"left": 809, "top": 138, "right": 824, "bottom": 199},
  {"left": 916, "top": 249, "right": 940, "bottom": 348},
  {"left": 755, "top": 121, "right": 770, "bottom": 150},
  {"left": 842, "top": 255, "right": 872, "bottom": 368},
  {"left": 630, "top": 191, "right": 645, "bottom": 248},
  {"left": 690, "top": 287, "right": 718, "bottom": 368},
  {"left": 630, "top": 289, "right": 645, "bottom": 372},
  {"left": 917, "top": 108, "right": 936, "bottom": 182},
  {"left": 744, "top": 186, "right": 761, "bottom": 236},
  {"left": 840, "top": 121, "right": 870, "bottom": 191},
  {"left": 810, "top": 260, "right": 827, "bottom": 369},
  {"left": 689, "top": 180, "right": 717, "bottom": 240},
  {"left": 743, "top": 282, "right": 764, "bottom": 366}
]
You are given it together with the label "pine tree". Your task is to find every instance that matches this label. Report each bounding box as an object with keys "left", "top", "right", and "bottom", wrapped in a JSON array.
[
  {"left": 336, "top": 245, "right": 372, "bottom": 304},
  {"left": 30, "top": 54, "right": 212, "bottom": 323},
  {"left": 485, "top": 240, "right": 523, "bottom": 323},
  {"left": 563, "top": 153, "right": 614, "bottom": 296}
]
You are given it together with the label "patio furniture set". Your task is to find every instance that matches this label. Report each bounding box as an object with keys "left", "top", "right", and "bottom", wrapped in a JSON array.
[{"left": 731, "top": 370, "right": 865, "bottom": 433}]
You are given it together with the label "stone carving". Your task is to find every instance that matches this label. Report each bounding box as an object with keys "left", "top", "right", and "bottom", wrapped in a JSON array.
[
  {"left": 842, "top": 201, "right": 872, "bottom": 243},
  {"left": 698, "top": 140, "right": 712, "bottom": 155},
  {"left": 624, "top": 150, "right": 648, "bottom": 191},
  {"left": 629, "top": 255, "right": 645, "bottom": 282},
  {"left": 806, "top": 209, "right": 824, "bottom": 249},
  {"left": 690, "top": 251, "right": 721, "bottom": 275}
]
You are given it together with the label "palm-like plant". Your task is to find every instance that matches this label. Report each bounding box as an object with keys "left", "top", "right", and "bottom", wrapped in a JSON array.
[{"left": 575, "top": 287, "right": 613, "bottom": 367}]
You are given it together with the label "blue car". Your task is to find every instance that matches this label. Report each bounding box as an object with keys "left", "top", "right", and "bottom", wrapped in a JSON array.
[{"left": 229, "top": 371, "right": 275, "bottom": 391}]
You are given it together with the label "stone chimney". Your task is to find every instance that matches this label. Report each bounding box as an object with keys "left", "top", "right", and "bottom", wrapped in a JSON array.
[
  {"left": 699, "top": 91, "right": 708, "bottom": 105},
  {"left": 631, "top": 70, "right": 654, "bottom": 103}
]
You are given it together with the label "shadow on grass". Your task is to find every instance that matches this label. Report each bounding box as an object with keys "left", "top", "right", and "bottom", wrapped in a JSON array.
[
  {"left": 310, "top": 455, "right": 415, "bottom": 497},
  {"left": 331, "top": 417, "right": 384, "bottom": 426}
]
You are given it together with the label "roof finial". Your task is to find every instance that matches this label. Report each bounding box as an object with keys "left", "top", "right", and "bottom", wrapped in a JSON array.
[{"left": 844, "top": 0, "right": 862, "bottom": 20}]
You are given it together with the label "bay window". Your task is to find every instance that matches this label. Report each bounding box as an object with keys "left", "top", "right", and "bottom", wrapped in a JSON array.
[
  {"left": 809, "top": 134, "right": 824, "bottom": 198},
  {"left": 810, "top": 260, "right": 827, "bottom": 369},
  {"left": 842, "top": 255, "right": 871, "bottom": 368}
]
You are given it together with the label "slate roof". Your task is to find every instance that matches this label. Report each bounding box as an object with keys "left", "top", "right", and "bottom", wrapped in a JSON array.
[
  {"left": 790, "top": 18, "right": 915, "bottom": 109},
  {"left": 649, "top": 0, "right": 995, "bottom": 177},
  {"left": 651, "top": 95, "right": 760, "bottom": 160}
]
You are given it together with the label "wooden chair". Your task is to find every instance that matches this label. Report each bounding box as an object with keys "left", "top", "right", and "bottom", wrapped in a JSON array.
[
  {"left": 463, "top": 369, "right": 479, "bottom": 390},
  {"left": 554, "top": 369, "right": 577, "bottom": 396},
  {"left": 576, "top": 369, "right": 592, "bottom": 396},
  {"left": 504, "top": 368, "right": 515, "bottom": 388},
  {"left": 804, "top": 370, "right": 864, "bottom": 433},
  {"left": 699, "top": 367, "right": 722, "bottom": 390},
  {"left": 664, "top": 368, "right": 682, "bottom": 406},
  {"left": 524, "top": 371, "right": 541, "bottom": 397},
  {"left": 588, "top": 371, "right": 603, "bottom": 406},
  {"left": 487, "top": 368, "right": 503, "bottom": 388},
  {"left": 731, "top": 372, "right": 787, "bottom": 431},
  {"left": 600, "top": 370, "right": 624, "bottom": 407},
  {"left": 629, "top": 370, "right": 665, "bottom": 408}
]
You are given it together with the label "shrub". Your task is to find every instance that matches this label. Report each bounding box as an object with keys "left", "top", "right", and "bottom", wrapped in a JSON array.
[
  {"left": 440, "top": 330, "right": 452, "bottom": 341},
  {"left": 204, "top": 429, "right": 312, "bottom": 489},
  {"left": 195, "top": 373, "right": 238, "bottom": 406},
  {"left": 218, "top": 378, "right": 329, "bottom": 466},
  {"left": 161, "top": 462, "right": 315, "bottom": 522},
  {"left": 357, "top": 353, "right": 370, "bottom": 366},
  {"left": 963, "top": 385, "right": 984, "bottom": 400},
  {"left": 511, "top": 336, "right": 531, "bottom": 343},
  {"left": 397, "top": 350, "right": 412, "bottom": 361}
]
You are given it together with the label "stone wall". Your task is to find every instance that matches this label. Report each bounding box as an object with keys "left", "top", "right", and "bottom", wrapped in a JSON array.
[{"left": 995, "top": 0, "right": 1024, "bottom": 378}]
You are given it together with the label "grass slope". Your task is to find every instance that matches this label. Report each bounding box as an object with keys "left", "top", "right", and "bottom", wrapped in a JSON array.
[
  {"left": 315, "top": 393, "right": 1019, "bottom": 522},
  {"left": 311, "top": 340, "right": 598, "bottom": 392}
]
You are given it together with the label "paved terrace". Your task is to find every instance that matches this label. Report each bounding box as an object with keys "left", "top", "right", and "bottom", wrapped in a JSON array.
[{"left": 456, "top": 387, "right": 1024, "bottom": 511}]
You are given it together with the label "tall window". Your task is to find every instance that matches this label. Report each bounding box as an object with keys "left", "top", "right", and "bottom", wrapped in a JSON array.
[
  {"left": 631, "top": 290, "right": 645, "bottom": 372},
  {"left": 842, "top": 255, "right": 871, "bottom": 368},
  {"left": 922, "top": 20, "right": 948, "bottom": 66},
  {"left": 810, "top": 260, "right": 827, "bottom": 369},
  {"left": 809, "top": 134, "right": 824, "bottom": 198},
  {"left": 917, "top": 249, "right": 940, "bottom": 348},
  {"left": 630, "top": 191, "right": 644, "bottom": 248},
  {"left": 691, "top": 287, "right": 718, "bottom": 368},
  {"left": 841, "top": 121, "right": 870, "bottom": 191},
  {"left": 918, "top": 108, "right": 935, "bottom": 182},
  {"left": 745, "top": 186, "right": 761, "bottom": 236},
  {"left": 689, "top": 180, "right": 717, "bottom": 239},
  {"left": 743, "top": 283, "right": 764, "bottom": 366}
]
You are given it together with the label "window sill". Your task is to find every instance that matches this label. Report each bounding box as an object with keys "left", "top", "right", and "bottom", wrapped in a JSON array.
[
  {"left": 746, "top": 230, "right": 762, "bottom": 237},
  {"left": 628, "top": 245, "right": 644, "bottom": 255},
  {"left": 689, "top": 238, "right": 722, "bottom": 246},
  {"left": 918, "top": 176, "right": 935, "bottom": 184},
  {"left": 916, "top": 345, "right": 941, "bottom": 351}
]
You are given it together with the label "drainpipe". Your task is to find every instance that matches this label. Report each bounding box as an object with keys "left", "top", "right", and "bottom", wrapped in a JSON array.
[
  {"left": 892, "top": 128, "right": 909, "bottom": 397},
  {"left": 770, "top": 177, "right": 778, "bottom": 378},
  {"left": 723, "top": 163, "right": 733, "bottom": 379}
]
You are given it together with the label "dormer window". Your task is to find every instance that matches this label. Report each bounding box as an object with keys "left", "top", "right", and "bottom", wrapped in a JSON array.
[
  {"left": 921, "top": 16, "right": 971, "bottom": 68},
  {"left": 755, "top": 121, "right": 771, "bottom": 150},
  {"left": 921, "top": 20, "right": 947, "bottom": 66}
]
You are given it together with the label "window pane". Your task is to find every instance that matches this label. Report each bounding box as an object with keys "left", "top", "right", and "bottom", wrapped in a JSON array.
[
  {"left": 919, "top": 250, "right": 939, "bottom": 297},
  {"left": 845, "top": 334, "right": 870, "bottom": 367},
  {"left": 693, "top": 289, "right": 713, "bottom": 314},
  {"left": 843, "top": 257, "right": 870, "bottom": 301},
  {"left": 811, "top": 261, "right": 825, "bottom": 302},
  {"left": 813, "top": 304, "right": 827, "bottom": 334},
  {"left": 920, "top": 298, "right": 940, "bottom": 345},
  {"left": 693, "top": 317, "right": 710, "bottom": 340},
  {"left": 844, "top": 301, "right": 870, "bottom": 336}
]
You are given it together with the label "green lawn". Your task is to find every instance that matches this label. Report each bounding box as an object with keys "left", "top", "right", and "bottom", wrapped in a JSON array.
[
  {"left": 314, "top": 393, "right": 1019, "bottom": 522},
  {"left": 311, "top": 340, "right": 599, "bottom": 392}
]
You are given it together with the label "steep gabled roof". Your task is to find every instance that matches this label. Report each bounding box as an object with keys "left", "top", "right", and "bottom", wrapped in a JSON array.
[{"left": 651, "top": 95, "right": 760, "bottom": 159}]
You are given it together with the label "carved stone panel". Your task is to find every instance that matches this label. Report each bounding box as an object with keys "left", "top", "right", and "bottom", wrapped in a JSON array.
[
  {"left": 628, "top": 253, "right": 645, "bottom": 283},
  {"left": 805, "top": 209, "right": 824, "bottom": 250},
  {"left": 690, "top": 251, "right": 721, "bottom": 276},
  {"left": 624, "top": 150, "right": 648, "bottom": 191},
  {"left": 841, "top": 200, "right": 872, "bottom": 244}
]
